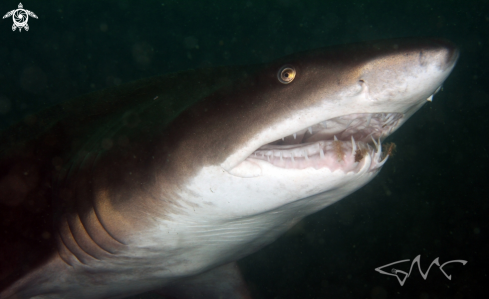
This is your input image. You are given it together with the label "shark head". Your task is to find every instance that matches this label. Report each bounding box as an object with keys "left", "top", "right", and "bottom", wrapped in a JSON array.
[
  {"left": 163, "top": 38, "right": 458, "bottom": 220},
  {"left": 144, "top": 38, "right": 459, "bottom": 271}
]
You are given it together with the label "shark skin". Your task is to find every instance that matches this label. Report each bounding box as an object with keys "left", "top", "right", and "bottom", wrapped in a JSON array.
[{"left": 0, "top": 38, "right": 458, "bottom": 299}]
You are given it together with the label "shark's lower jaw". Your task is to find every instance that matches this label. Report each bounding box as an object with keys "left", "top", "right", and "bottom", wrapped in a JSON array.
[{"left": 248, "top": 113, "right": 403, "bottom": 173}]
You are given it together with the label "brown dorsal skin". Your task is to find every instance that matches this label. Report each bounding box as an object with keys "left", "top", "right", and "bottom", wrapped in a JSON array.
[{"left": 0, "top": 65, "right": 256, "bottom": 294}]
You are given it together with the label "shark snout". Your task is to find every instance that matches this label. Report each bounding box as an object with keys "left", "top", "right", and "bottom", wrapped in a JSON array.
[{"left": 430, "top": 38, "right": 460, "bottom": 71}]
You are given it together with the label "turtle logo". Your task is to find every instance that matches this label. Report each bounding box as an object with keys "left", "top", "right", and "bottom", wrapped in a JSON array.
[{"left": 3, "top": 3, "right": 38, "bottom": 32}]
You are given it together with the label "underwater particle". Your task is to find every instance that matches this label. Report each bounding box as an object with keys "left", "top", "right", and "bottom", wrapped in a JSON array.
[
  {"left": 0, "top": 96, "right": 11, "bottom": 115},
  {"left": 52, "top": 156, "right": 63, "bottom": 169},
  {"left": 118, "top": 135, "right": 129, "bottom": 147},
  {"left": 132, "top": 42, "right": 154, "bottom": 69},
  {"left": 23, "top": 114, "right": 37, "bottom": 126},
  {"left": 100, "top": 23, "right": 108, "bottom": 32},
  {"left": 184, "top": 36, "right": 199, "bottom": 49},
  {"left": 370, "top": 286, "right": 387, "bottom": 299},
  {"left": 102, "top": 138, "right": 113, "bottom": 150},
  {"left": 20, "top": 66, "right": 47, "bottom": 94}
]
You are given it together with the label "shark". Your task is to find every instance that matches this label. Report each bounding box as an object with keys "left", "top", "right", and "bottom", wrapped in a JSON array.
[{"left": 0, "top": 38, "right": 458, "bottom": 299}]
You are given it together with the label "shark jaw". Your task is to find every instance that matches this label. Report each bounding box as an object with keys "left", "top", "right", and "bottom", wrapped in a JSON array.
[
  {"left": 249, "top": 112, "right": 402, "bottom": 172},
  {"left": 220, "top": 112, "right": 404, "bottom": 217},
  {"left": 228, "top": 110, "right": 420, "bottom": 178}
]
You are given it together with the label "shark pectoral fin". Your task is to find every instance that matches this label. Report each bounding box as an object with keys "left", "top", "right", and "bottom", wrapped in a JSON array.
[
  {"left": 0, "top": 253, "right": 71, "bottom": 299},
  {"left": 155, "top": 262, "right": 252, "bottom": 299}
]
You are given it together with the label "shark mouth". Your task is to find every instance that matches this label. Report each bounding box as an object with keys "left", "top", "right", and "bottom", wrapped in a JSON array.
[{"left": 249, "top": 113, "right": 402, "bottom": 172}]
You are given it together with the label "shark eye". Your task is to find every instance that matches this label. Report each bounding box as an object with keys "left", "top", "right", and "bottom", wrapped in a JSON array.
[{"left": 277, "top": 65, "right": 296, "bottom": 84}]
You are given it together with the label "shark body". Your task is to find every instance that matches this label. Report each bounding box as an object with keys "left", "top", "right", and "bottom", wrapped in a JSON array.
[{"left": 0, "top": 38, "right": 458, "bottom": 298}]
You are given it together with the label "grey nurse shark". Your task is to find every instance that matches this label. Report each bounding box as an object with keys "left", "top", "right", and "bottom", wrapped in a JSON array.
[{"left": 0, "top": 38, "right": 458, "bottom": 298}]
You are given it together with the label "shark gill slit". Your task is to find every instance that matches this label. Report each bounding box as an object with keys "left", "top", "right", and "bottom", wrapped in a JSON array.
[
  {"left": 57, "top": 221, "right": 85, "bottom": 266},
  {"left": 66, "top": 214, "right": 101, "bottom": 261},
  {"left": 61, "top": 216, "right": 96, "bottom": 265},
  {"left": 91, "top": 201, "right": 127, "bottom": 246},
  {"left": 56, "top": 232, "right": 75, "bottom": 267},
  {"left": 77, "top": 207, "right": 120, "bottom": 255}
]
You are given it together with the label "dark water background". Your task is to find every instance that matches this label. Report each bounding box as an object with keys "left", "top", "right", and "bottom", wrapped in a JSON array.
[{"left": 0, "top": 0, "right": 488, "bottom": 298}]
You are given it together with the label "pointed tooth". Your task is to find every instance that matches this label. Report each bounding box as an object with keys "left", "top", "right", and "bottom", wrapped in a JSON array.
[
  {"left": 280, "top": 152, "right": 283, "bottom": 161},
  {"left": 376, "top": 137, "right": 382, "bottom": 160},
  {"left": 267, "top": 155, "right": 270, "bottom": 162},
  {"left": 427, "top": 94, "right": 433, "bottom": 102},
  {"left": 293, "top": 133, "right": 297, "bottom": 139},
  {"left": 291, "top": 156, "right": 295, "bottom": 162},
  {"left": 304, "top": 150, "right": 309, "bottom": 160},
  {"left": 282, "top": 137, "right": 284, "bottom": 141},
  {"left": 308, "top": 127, "right": 313, "bottom": 134},
  {"left": 320, "top": 148, "right": 324, "bottom": 159},
  {"left": 334, "top": 135, "right": 338, "bottom": 141},
  {"left": 351, "top": 136, "right": 357, "bottom": 156},
  {"left": 366, "top": 114, "right": 372, "bottom": 127},
  {"left": 371, "top": 136, "right": 379, "bottom": 151},
  {"left": 321, "top": 121, "right": 327, "bottom": 128},
  {"left": 345, "top": 119, "right": 353, "bottom": 129},
  {"left": 376, "top": 155, "right": 389, "bottom": 168}
]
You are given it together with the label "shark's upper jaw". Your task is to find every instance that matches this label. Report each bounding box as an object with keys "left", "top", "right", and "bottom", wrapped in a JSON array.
[{"left": 248, "top": 112, "right": 402, "bottom": 173}]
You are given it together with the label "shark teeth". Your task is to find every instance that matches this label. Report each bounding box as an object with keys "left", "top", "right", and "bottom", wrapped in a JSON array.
[
  {"left": 351, "top": 136, "right": 357, "bottom": 156},
  {"left": 249, "top": 112, "right": 401, "bottom": 172},
  {"left": 377, "top": 154, "right": 389, "bottom": 168},
  {"left": 371, "top": 136, "right": 383, "bottom": 164},
  {"left": 271, "top": 112, "right": 402, "bottom": 147},
  {"left": 366, "top": 114, "right": 372, "bottom": 127},
  {"left": 252, "top": 137, "right": 388, "bottom": 172}
]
